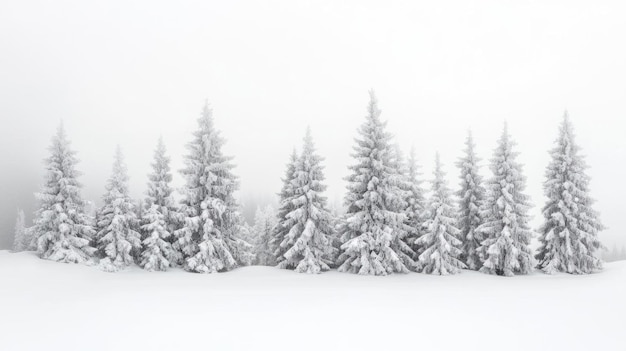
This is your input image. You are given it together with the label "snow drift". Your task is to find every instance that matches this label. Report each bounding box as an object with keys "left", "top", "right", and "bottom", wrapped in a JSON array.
[{"left": 0, "top": 251, "right": 623, "bottom": 351}]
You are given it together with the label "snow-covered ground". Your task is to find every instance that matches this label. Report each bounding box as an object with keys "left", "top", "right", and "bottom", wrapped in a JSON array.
[{"left": 1, "top": 251, "right": 623, "bottom": 351}]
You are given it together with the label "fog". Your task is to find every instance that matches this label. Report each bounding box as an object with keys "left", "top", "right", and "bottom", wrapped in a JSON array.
[{"left": 1, "top": 0, "right": 625, "bottom": 250}]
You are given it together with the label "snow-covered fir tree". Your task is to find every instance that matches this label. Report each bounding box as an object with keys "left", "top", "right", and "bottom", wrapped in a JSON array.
[
  {"left": 271, "top": 149, "right": 299, "bottom": 265},
  {"left": 231, "top": 224, "right": 255, "bottom": 268},
  {"left": 132, "top": 198, "right": 145, "bottom": 259},
  {"left": 96, "top": 147, "right": 142, "bottom": 272},
  {"left": 337, "top": 91, "right": 409, "bottom": 275},
  {"left": 536, "top": 113, "right": 604, "bottom": 274},
  {"left": 327, "top": 200, "right": 344, "bottom": 268},
  {"left": 416, "top": 154, "right": 465, "bottom": 275},
  {"left": 12, "top": 209, "right": 29, "bottom": 252},
  {"left": 173, "top": 101, "right": 251, "bottom": 273},
  {"left": 251, "top": 205, "right": 278, "bottom": 266},
  {"left": 144, "top": 137, "right": 179, "bottom": 232},
  {"left": 456, "top": 131, "right": 486, "bottom": 270},
  {"left": 406, "top": 148, "right": 428, "bottom": 260},
  {"left": 477, "top": 125, "right": 534, "bottom": 276},
  {"left": 140, "top": 204, "right": 174, "bottom": 271},
  {"left": 388, "top": 144, "right": 418, "bottom": 271},
  {"left": 138, "top": 137, "right": 179, "bottom": 271},
  {"left": 135, "top": 199, "right": 145, "bottom": 232},
  {"left": 33, "top": 124, "right": 95, "bottom": 263},
  {"left": 236, "top": 222, "right": 255, "bottom": 266},
  {"left": 277, "top": 129, "right": 336, "bottom": 273}
]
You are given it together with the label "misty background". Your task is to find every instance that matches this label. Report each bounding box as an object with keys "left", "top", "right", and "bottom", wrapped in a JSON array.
[{"left": 1, "top": 1, "right": 624, "bottom": 251}]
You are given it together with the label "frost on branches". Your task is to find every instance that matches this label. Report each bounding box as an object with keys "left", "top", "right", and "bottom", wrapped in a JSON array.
[
  {"left": 140, "top": 204, "right": 174, "bottom": 271},
  {"left": 327, "top": 204, "right": 344, "bottom": 268},
  {"left": 252, "top": 205, "right": 278, "bottom": 266},
  {"left": 95, "top": 147, "right": 142, "bottom": 272},
  {"left": 416, "top": 154, "right": 465, "bottom": 275},
  {"left": 33, "top": 124, "right": 96, "bottom": 264},
  {"left": 144, "top": 137, "right": 179, "bottom": 233},
  {"left": 138, "top": 138, "right": 179, "bottom": 271},
  {"left": 404, "top": 148, "right": 427, "bottom": 261},
  {"left": 173, "top": 101, "right": 251, "bottom": 273},
  {"left": 388, "top": 144, "right": 418, "bottom": 271},
  {"left": 536, "top": 113, "right": 604, "bottom": 274},
  {"left": 277, "top": 129, "right": 336, "bottom": 273},
  {"left": 477, "top": 125, "right": 534, "bottom": 277},
  {"left": 456, "top": 131, "right": 486, "bottom": 270},
  {"left": 271, "top": 149, "right": 299, "bottom": 266},
  {"left": 140, "top": 138, "right": 181, "bottom": 271},
  {"left": 337, "top": 91, "right": 409, "bottom": 275}
]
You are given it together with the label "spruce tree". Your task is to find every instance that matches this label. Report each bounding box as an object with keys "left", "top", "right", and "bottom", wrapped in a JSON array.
[
  {"left": 96, "top": 147, "right": 142, "bottom": 272},
  {"left": 139, "top": 138, "right": 178, "bottom": 271},
  {"left": 477, "top": 125, "right": 534, "bottom": 276},
  {"left": 456, "top": 131, "right": 486, "bottom": 270},
  {"left": 388, "top": 144, "right": 418, "bottom": 271},
  {"left": 337, "top": 91, "right": 409, "bottom": 275},
  {"left": 12, "top": 209, "right": 29, "bottom": 252},
  {"left": 135, "top": 200, "right": 145, "bottom": 235},
  {"left": 252, "top": 205, "right": 278, "bottom": 266},
  {"left": 33, "top": 124, "right": 95, "bottom": 263},
  {"left": 327, "top": 203, "right": 344, "bottom": 268},
  {"left": 173, "top": 101, "right": 250, "bottom": 273},
  {"left": 144, "top": 138, "right": 178, "bottom": 228},
  {"left": 236, "top": 222, "right": 255, "bottom": 266},
  {"left": 404, "top": 147, "right": 427, "bottom": 266},
  {"left": 536, "top": 113, "right": 604, "bottom": 274},
  {"left": 132, "top": 198, "right": 145, "bottom": 260},
  {"left": 271, "top": 149, "right": 299, "bottom": 265},
  {"left": 416, "top": 154, "right": 465, "bottom": 275},
  {"left": 140, "top": 204, "right": 174, "bottom": 271},
  {"left": 278, "top": 129, "right": 336, "bottom": 273}
]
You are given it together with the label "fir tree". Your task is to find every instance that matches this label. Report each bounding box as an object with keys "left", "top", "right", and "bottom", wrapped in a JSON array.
[
  {"left": 139, "top": 137, "right": 178, "bottom": 269},
  {"left": 132, "top": 198, "right": 145, "bottom": 260},
  {"left": 477, "top": 125, "right": 534, "bottom": 276},
  {"left": 407, "top": 148, "right": 428, "bottom": 262},
  {"left": 278, "top": 129, "right": 336, "bottom": 273},
  {"left": 536, "top": 113, "right": 604, "bottom": 274},
  {"left": 33, "top": 124, "right": 95, "bottom": 263},
  {"left": 271, "top": 149, "right": 299, "bottom": 265},
  {"left": 416, "top": 154, "right": 466, "bottom": 275},
  {"left": 135, "top": 199, "right": 145, "bottom": 232},
  {"left": 252, "top": 205, "right": 278, "bottom": 266},
  {"left": 11, "top": 209, "right": 29, "bottom": 252},
  {"left": 96, "top": 147, "right": 142, "bottom": 272},
  {"left": 145, "top": 137, "right": 178, "bottom": 231},
  {"left": 337, "top": 91, "right": 409, "bottom": 275},
  {"left": 141, "top": 137, "right": 182, "bottom": 268},
  {"left": 230, "top": 219, "right": 255, "bottom": 267},
  {"left": 456, "top": 131, "right": 486, "bottom": 270},
  {"left": 236, "top": 222, "right": 255, "bottom": 266},
  {"left": 173, "top": 101, "right": 250, "bottom": 273},
  {"left": 140, "top": 204, "right": 174, "bottom": 271},
  {"left": 327, "top": 202, "right": 344, "bottom": 268},
  {"left": 388, "top": 144, "right": 418, "bottom": 271},
  {"left": 403, "top": 147, "right": 427, "bottom": 266}
]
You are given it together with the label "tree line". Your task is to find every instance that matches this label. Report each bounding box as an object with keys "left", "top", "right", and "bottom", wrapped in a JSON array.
[{"left": 11, "top": 91, "right": 605, "bottom": 276}]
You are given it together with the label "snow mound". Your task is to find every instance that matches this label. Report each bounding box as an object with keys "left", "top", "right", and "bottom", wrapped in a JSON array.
[{"left": 1, "top": 251, "right": 624, "bottom": 351}]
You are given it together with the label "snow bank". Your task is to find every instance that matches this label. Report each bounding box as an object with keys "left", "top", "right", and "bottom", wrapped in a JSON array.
[{"left": 0, "top": 251, "right": 623, "bottom": 351}]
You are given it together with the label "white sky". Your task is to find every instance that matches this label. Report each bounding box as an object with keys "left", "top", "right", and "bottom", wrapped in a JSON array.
[{"left": 0, "top": 0, "right": 625, "bottom": 249}]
